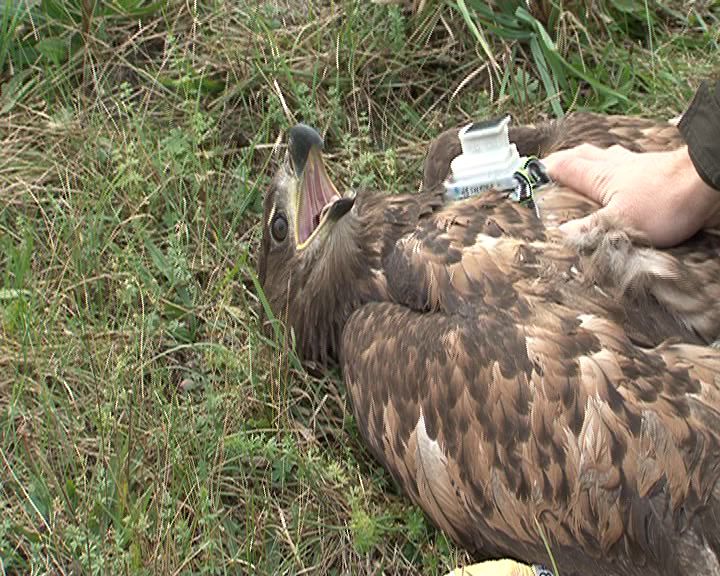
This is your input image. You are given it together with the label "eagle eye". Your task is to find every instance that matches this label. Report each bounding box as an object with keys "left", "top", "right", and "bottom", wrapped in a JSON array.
[{"left": 271, "top": 213, "right": 288, "bottom": 242}]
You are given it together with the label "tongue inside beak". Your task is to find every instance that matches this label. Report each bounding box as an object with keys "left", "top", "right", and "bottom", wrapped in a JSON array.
[{"left": 296, "top": 147, "right": 342, "bottom": 246}]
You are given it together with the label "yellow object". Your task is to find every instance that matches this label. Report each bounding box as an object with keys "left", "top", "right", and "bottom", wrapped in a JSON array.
[{"left": 444, "top": 559, "right": 537, "bottom": 576}]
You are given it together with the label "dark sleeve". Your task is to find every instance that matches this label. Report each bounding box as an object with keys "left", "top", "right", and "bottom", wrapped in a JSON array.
[{"left": 678, "top": 79, "right": 720, "bottom": 191}]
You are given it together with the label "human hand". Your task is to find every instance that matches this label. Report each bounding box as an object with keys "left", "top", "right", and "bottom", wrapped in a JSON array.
[{"left": 541, "top": 144, "right": 720, "bottom": 247}]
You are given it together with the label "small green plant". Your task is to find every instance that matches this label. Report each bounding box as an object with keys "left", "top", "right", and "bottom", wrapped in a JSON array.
[{"left": 349, "top": 489, "right": 385, "bottom": 555}]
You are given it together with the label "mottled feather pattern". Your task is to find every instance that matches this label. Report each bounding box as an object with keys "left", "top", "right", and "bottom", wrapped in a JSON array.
[
  {"left": 260, "top": 112, "right": 720, "bottom": 575},
  {"left": 352, "top": 114, "right": 720, "bottom": 573},
  {"left": 343, "top": 303, "right": 720, "bottom": 574}
]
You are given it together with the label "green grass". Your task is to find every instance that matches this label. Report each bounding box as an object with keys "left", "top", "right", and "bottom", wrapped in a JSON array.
[{"left": 0, "top": 1, "right": 718, "bottom": 574}]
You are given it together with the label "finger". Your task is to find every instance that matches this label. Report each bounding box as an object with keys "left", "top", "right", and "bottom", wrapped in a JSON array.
[
  {"left": 543, "top": 142, "right": 633, "bottom": 164},
  {"left": 541, "top": 155, "right": 611, "bottom": 206},
  {"left": 558, "top": 212, "right": 602, "bottom": 237},
  {"left": 605, "top": 144, "right": 635, "bottom": 159},
  {"left": 542, "top": 143, "right": 607, "bottom": 167}
]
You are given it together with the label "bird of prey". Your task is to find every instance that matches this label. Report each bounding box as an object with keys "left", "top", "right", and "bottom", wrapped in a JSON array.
[{"left": 256, "top": 113, "right": 720, "bottom": 576}]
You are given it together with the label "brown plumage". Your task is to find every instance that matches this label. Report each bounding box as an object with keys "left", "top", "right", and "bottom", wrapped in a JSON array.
[{"left": 257, "top": 113, "right": 720, "bottom": 575}]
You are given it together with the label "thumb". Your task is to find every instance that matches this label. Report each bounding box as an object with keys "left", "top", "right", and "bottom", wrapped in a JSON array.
[{"left": 542, "top": 152, "right": 609, "bottom": 206}]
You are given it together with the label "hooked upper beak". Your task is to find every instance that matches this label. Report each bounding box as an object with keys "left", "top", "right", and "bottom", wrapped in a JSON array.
[{"left": 288, "top": 124, "right": 353, "bottom": 249}]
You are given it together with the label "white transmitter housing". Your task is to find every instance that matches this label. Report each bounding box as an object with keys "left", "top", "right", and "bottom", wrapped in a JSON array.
[{"left": 443, "top": 115, "right": 524, "bottom": 200}]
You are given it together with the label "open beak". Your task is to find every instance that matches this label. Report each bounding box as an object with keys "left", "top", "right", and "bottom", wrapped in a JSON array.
[{"left": 289, "top": 124, "right": 354, "bottom": 249}]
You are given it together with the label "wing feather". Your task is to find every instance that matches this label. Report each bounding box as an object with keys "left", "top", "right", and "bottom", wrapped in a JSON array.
[{"left": 342, "top": 298, "right": 720, "bottom": 574}]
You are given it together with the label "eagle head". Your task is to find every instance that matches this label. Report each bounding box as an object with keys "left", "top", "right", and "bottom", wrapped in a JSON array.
[{"left": 257, "top": 124, "right": 384, "bottom": 365}]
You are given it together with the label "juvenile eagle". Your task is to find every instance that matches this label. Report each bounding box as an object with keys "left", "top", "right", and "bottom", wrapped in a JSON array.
[{"left": 257, "top": 114, "right": 720, "bottom": 575}]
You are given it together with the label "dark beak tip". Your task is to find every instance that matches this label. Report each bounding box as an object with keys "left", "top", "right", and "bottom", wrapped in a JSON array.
[
  {"left": 288, "top": 124, "right": 324, "bottom": 175},
  {"left": 328, "top": 196, "right": 355, "bottom": 220}
]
